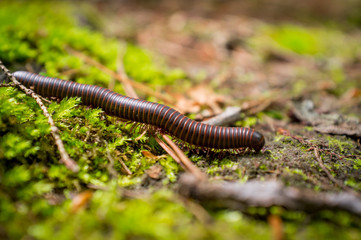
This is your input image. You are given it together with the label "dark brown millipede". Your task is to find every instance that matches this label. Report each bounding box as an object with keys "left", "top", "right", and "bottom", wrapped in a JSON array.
[{"left": 13, "top": 71, "right": 265, "bottom": 152}]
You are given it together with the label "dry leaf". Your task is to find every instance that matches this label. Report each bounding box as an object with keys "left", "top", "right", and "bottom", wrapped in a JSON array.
[
  {"left": 141, "top": 150, "right": 161, "bottom": 160},
  {"left": 174, "top": 84, "right": 225, "bottom": 115},
  {"left": 174, "top": 93, "right": 201, "bottom": 114},
  {"left": 145, "top": 165, "right": 163, "bottom": 179},
  {"left": 71, "top": 190, "right": 93, "bottom": 212}
]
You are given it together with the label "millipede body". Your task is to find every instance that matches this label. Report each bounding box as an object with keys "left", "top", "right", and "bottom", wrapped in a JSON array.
[{"left": 13, "top": 71, "right": 265, "bottom": 151}]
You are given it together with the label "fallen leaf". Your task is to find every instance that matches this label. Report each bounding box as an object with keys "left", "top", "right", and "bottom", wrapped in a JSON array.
[
  {"left": 145, "top": 164, "right": 163, "bottom": 179},
  {"left": 277, "top": 128, "right": 290, "bottom": 136},
  {"left": 174, "top": 84, "right": 226, "bottom": 115},
  {"left": 71, "top": 190, "right": 93, "bottom": 212},
  {"left": 141, "top": 150, "right": 165, "bottom": 160},
  {"left": 174, "top": 93, "right": 202, "bottom": 114}
]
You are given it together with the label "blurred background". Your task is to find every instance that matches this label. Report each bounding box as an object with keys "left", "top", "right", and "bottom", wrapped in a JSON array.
[{"left": 85, "top": 0, "right": 361, "bottom": 115}]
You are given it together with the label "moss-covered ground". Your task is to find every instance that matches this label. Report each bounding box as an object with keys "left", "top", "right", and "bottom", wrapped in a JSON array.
[{"left": 0, "top": 1, "right": 360, "bottom": 239}]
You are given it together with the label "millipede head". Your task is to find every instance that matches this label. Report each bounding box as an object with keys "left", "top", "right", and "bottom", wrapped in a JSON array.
[{"left": 251, "top": 131, "right": 265, "bottom": 152}]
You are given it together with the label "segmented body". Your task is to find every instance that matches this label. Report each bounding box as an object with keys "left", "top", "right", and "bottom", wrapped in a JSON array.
[{"left": 13, "top": 71, "right": 265, "bottom": 151}]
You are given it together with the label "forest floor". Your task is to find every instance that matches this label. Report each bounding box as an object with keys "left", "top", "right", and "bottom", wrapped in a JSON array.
[{"left": 0, "top": 1, "right": 360, "bottom": 239}]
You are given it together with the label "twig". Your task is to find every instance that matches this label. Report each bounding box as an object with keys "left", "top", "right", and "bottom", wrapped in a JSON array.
[
  {"left": 0, "top": 83, "right": 15, "bottom": 87},
  {"left": 154, "top": 135, "right": 184, "bottom": 166},
  {"left": 202, "top": 106, "right": 242, "bottom": 126},
  {"left": 106, "top": 150, "right": 132, "bottom": 176},
  {"left": 0, "top": 60, "right": 79, "bottom": 172},
  {"left": 313, "top": 147, "right": 359, "bottom": 197},
  {"left": 119, "top": 155, "right": 132, "bottom": 175},
  {"left": 155, "top": 134, "right": 207, "bottom": 182},
  {"left": 162, "top": 135, "right": 207, "bottom": 181},
  {"left": 313, "top": 147, "right": 340, "bottom": 185},
  {"left": 179, "top": 173, "right": 361, "bottom": 217},
  {"left": 135, "top": 128, "right": 148, "bottom": 141},
  {"left": 154, "top": 134, "right": 203, "bottom": 180},
  {"left": 116, "top": 43, "right": 138, "bottom": 98}
]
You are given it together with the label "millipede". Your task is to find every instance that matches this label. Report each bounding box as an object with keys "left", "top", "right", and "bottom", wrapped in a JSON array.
[{"left": 13, "top": 71, "right": 265, "bottom": 152}]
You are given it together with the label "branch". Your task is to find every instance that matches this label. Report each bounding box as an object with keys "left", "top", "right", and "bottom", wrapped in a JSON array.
[
  {"left": 178, "top": 174, "right": 361, "bottom": 217},
  {"left": 0, "top": 60, "right": 79, "bottom": 172}
]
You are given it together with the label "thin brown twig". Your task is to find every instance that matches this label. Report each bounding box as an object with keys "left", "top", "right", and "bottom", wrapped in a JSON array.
[
  {"left": 162, "top": 135, "right": 207, "bottom": 181},
  {"left": 0, "top": 60, "right": 79, "bottom": 172},
  {"left": 135, "top": 128, "right": 148, "bottom": 141},
  {"left": 153, "top": 135, "right": 184, "bottom": 166},
  {"left": 313, "top": 147, "right": 360, "bottom": 197},
  {"left": 116, "top": 43, "right": 138, "bottom": 98},
  {"left": 313, "top": 147, "right": 340, "bottom": 186},
  {"left": 119, "top": 155, "right": 132, "bottom": 175},
  {"left": 154, "top": 133, "right": 205, "bottom": 180},
  {"left": 38, "top": 95, "right": 52, "bottom": 104},
  {"left": 106, "top": 150, "right": 132, "bottom": 176},
  {"left": 0, "top": 83, "right": 15, "bottom": 87}
]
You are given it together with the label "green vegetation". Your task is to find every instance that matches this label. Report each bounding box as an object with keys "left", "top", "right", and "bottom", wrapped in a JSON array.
[
  {"left": 249, "top": 24, "right": 361, "bottom": 60},
  {"left": 124, "top": 44, "right": 185, "bottom": 86},
  {"left": 0, "top": 1, "right": 360, "bottom": 239},
  {"left": 0, "top": 1, "right": 183, "bottom": 93}
]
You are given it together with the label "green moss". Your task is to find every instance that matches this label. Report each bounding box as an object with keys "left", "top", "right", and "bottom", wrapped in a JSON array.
[
  {"left": 0, "top": 0, "right": 184, "bottom": 96},
  {"left": 345, "top": 178, "right": 361, "bottom": 191},
  {"left": 326, "top": 136, "right": 355, "bottom": 153},
  {"left": 205, "top": 158, "right": 239, "bottom": 178},
  {"left": 284, "top": 167, "right": 308, "bottom": 181},
  {"left": 0, "top": 87, "right": 50, "bottom": 161},
  {"left": 123, "top": 44, "right": 185, "bottom": 86},
  {"left": 304, "top": 126, "right": 314, "bottom": 131},
  {"left": 237, "top": 116, "right": 258, "bottom": 128},
  {"left": 264, "top": 110, "right": 284, "bottom": 120}
]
